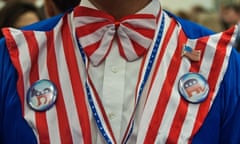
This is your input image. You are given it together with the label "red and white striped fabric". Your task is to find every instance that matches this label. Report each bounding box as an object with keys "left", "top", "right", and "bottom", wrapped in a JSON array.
[
  {"left": 74, "top": 6, "right": 157, "bottom": 66},
  {"left": 3, "top": 13, "right": 92, "bottom": 143},
  {"left": 131, "top": 15, "right": 237, "bottom": 143},
  {"left": 2, "top": 9, "right": 238, "bottom": 144}
]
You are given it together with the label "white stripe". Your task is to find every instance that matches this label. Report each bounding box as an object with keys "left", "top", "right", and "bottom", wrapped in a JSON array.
[
  {"left": 123, "top": 19, "right": 156, "bottom": 29},
  {"left": 34, "top": 31, "right": 61, "bottom": 144},
  {"left": 119, "top": 24, "right": 152, "bottom": 48},
  {"left": 199, "top": 35, "right": 220, "bottom": 76},
  {"left": 89, "top": 26, "right": 115, "bottom": 65},
  {"left": 214, "top": 27, "right": 237, "bottom": 85},
  {"left": 135, "top": 14, "right": 173, "bottom": 143},
  {"left": 157, "top": 61, "right": 191, "bottom": 142},
  {"left": 74, "top": 16, "right": 111, "bottom": 27},
  {"left": 177, "top": 104, "right": 199, "bottom": 143},
  {"left": 153, "top": 25, "right": 183, "bottom": 143},
  {"left": 117, "top": 30, "right": 137, "bottom": 61},
  {"left": 79, "top": 24, "right": 115, "bottom": 47},
  {"left": 9, "top": 29, "right": 39, "bottom": 142},
  {"left": 69, "top": 11, "right": 88, "bottom": 83},
  {"left": 53, "top": 18, "right": 84, "bottom": 143},
  {"left": 69, "top": 13, "right": 86, "bottom": 143},
  {"left": 71, "top": 15, "right": 91, "bottom": 143}
]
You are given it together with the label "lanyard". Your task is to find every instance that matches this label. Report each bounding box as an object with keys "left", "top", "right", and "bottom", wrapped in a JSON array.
[{"left": 77, "top": 12, "right": 166, "bottom": 144}]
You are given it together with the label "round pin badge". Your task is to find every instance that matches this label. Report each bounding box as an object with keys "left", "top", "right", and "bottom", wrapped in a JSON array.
[
  {"left": 27, "top": 79, "right": 58, "bottom": 111},
  {"left": 178, "top": 73, "right": 209, "bottom": 104}
]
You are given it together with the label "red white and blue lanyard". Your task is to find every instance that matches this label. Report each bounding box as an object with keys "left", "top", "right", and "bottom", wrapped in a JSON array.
[{"left": 77, "top": 12, "right": 165, "bottom": 144}]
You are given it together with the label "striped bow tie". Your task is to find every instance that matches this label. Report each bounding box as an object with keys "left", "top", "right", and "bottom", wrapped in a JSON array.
[{"left": 74, "top": 6, "right": 157, "bottom": 66}]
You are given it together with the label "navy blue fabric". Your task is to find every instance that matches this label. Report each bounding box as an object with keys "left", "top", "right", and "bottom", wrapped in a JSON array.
[
  {"left": 193, "top": 48, "right": 240, "bottom": 144},
  {"left": 0, "top": 12, "right": 240, "bottom": 143}
]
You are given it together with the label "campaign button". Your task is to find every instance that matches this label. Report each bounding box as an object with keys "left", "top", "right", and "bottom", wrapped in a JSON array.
[
  {"left": 27, "top": 79, "right": 57, "bottom": 111},
  {"left": 178, "top": 73, "right": 209, "bottom": 104}
]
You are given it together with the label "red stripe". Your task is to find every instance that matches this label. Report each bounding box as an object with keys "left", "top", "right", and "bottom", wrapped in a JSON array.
[
  {"left": 79, "top": 32, "right": 114, "bottom": 66},
  {"left": 61, "top": 15, "right": 92, "bottom": 143},
  {"left": 83, "top": 41, "right": 102, "bottom": 57},
  {"left": 145, "top": 20, "right": 177, "bottom": 104},
  {"left": 74, "top": 6, "right": 114, "bottom": 20},
  {"left": 23, "top": 31, "right": 50, "bottom": 143},
  {"left": 166, "top": 36, "right": 209, "bottom": 143},
  {"left": 120, "top": 14, "right": 156, "bottom": 21},
  {"left": 45, "top": 31, "right": 73, "bottom": 143},
  {"left": 189, "top": 27, "right": 235, "bottom": 143},
  {"left": 191, "top": 37, "right": 209, "bottom": 72},
  {"left": 117, "top": 36, "right": 127, "bottom": 60},
  {"left": 144, "top": 21, "right": 188, "bottom": 143},
  {"left": 123, "top": 23, "right": 155, "bottom": 39},
  {"left": 144, "top": 20, "right": 177, "bottom": 144},
  {"left": 131, "top": 40, "right": 148, "bottom": 56},
  {"left": 3, "top": 28, "right": 25, "bottom": 115},
  {"left": 76, "top": 21, "right": 112, "bottom": 37},
  {"left": 92, "top": 38, "right": 114, "bottom": 66},
  {"left": 118, "top": 36, "right": 147, "bottom": 59}
]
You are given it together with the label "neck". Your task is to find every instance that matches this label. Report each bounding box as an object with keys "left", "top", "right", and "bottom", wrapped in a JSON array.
[{"left": 88, "top": 0, "right": 152, "bottom": 19}]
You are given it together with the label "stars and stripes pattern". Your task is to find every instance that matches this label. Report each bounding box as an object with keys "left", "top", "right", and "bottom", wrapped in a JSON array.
[
  {"left": 2, "top": 8, "right": 238, "bottom": 144},
  {"left": 3, "top": 13, "right": 91, "bottom": 144},
  {"left": 132, "top": 16, "right": 237, "bottom": 143},
  {"left": 74, "top": 6, "right": 157, "bottom": 66}
]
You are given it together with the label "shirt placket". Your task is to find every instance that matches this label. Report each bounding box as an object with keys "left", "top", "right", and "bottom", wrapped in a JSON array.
[{"left": 101, "top": 41, "right": 126, "bottom": 141}]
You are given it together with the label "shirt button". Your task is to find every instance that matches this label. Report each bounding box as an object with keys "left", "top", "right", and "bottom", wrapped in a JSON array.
[
  {"left": 111, "top": 66, "right": 119, "bottom": 73},
  {"left": 108, "top": 112, "right": 115, "bottom": 120}
]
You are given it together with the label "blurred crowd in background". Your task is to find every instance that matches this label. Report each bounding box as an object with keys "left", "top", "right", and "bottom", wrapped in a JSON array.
[
  {"left": 0, "top": 0, "right": 80, "bottom": 37},
  {"left": 0, "top": 0, "right": 240, "bottom": 34},
  {"left": 0, "top": 0, "right": 44, "bottom": 34},
  {"left": 174, "top": 3, "right": 240, "bottom": 32}
]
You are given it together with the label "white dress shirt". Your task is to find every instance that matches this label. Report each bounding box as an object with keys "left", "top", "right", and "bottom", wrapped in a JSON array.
[{"left": 80, "top": 0, "right": 160, "bottom": 143}]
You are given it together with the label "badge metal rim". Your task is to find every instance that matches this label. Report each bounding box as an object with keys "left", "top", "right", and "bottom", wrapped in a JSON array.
[
  {"left": 27, "top": 79, "right": 58, "bottom": 112},
  {"left": 178, "top": 72, "right": 209, "bottom": 104}
]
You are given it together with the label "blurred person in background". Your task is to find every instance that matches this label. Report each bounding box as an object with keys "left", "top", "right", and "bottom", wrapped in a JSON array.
[
  {"left": 175, "top": 5, "right": 224, "bottom": 32},
  {"left": 0, "top": 1, "right": 42, "bottom": 37},
  {"left": 188, "top": 5, "right": 207, "bottom": 22},
  {"left": 196, "top": 11, "right": 224, "bottom": 32},
  {"left": 0, "top": 1, "right": 5, "bottom": 9},
  {"left": 175, "top": 10, "right": 191, "bottom": 20},
  {"left": 220, "top": 4, "right": 240, "bottom": 52},
  {"left": 220, "top": 4, "right": 240, "bottom": 30}
]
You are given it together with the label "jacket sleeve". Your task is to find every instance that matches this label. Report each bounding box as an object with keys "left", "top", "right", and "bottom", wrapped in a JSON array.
[
  {"left": 192, "top": 48, "right": 240, "bottom": 144},
  {"left": 0, "top": 37, "right": 37, "bottom": 143},
  {"left": 218, "top": 48, "right": 240, "bottom": 143}
]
